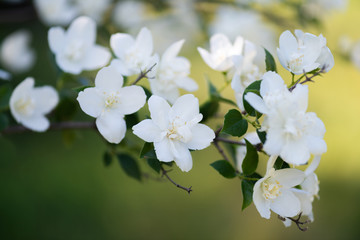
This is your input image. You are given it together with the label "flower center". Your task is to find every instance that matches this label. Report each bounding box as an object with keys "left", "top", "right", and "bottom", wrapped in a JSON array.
[
  {"left": 65, "top": 41, "right": 85, "bottom": 61},
  {"left": 288, "top": 53, "right": 304, "bottom": 73},
  {"left": 103, "top": 91, "right": 120, "bottom": 109},
  {"left": 125, "top": 48, "right": 144, "bottom": 70},
  {"left": 166, "top": 117, "right": 191, "bottom": 142},
  {"left": 262, "top": 179, "right": 282, "bottom": 200},
  {"left": 15, "top": 97, "right": 35, "bottom": 117}
]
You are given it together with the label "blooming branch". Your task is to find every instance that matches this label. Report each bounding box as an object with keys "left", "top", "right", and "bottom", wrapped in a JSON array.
[{"left": 160, "top": 166, "right": 193, "bottom": 194}]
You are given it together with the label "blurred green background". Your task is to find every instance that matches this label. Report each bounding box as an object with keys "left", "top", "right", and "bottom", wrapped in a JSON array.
[{"left": 1, "top": 0, "right": 360, "bottom": 239}]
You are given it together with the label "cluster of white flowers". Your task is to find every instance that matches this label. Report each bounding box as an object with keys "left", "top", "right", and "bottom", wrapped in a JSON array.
[
  {"left": 198, "top": 33, "right": 262, "bottom": 111},
  {"left": 239, "top": 29, "right": 331, "bottom": 223}
]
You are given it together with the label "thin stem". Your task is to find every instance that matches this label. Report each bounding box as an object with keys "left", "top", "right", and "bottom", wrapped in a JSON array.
[
  {"left": 160, "top": 166, "right": 192, "bottom": 194},
  {"left": 278, "top": 212, "right": 310, "bottom": 232},
  {"left": 1, "top": 121, "right": 96, "bottom": 134},
  {"left": 215, "top": 137, "right": 246, "bottom": 146},
  {"left": 212, "top": 126, "right": 231, "bottom": 162},
  {"left": 130, "top": 63, "right": 157, "bottom": 86}
]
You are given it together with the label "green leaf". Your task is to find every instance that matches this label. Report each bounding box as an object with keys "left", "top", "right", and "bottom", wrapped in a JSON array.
[
  {"left": 222, "top": 109, "right": 248, "bottom": 137},
  {"left": 117, "top": 153, "right": 142, "bottom": 181},
  {"left": 242, "top": 80, "right": 262, "bottom": 117},
  {"left": 241, "top": 180, "right": 254, "bottom": 210},
  {"left": 200, "top": 99, "right": 219, "bottom": 123},
  {"left": 210, "top": 160, "right": 237, "bottom": 179},
  {"left": 125, "top": 113, "right": 139, "bottom": 129},
  {"left": 274, "top": 156, "right": 290, "bottom": 170},
  {"left": 72, "top": 85, "right": 91, "bottom": 93},
  {"left": 256, "top": 129, "right": 266, "bottom": 144},
  {"left": 146, "top": 158, "right": 161, "bottom": 174},
  {"left": 140, "top": 142, "right": 157, "bottom": 159},
  {"left": 0, "top": 113, "right": 9, "bottom": 131},
  {"left": 265, "top": 48, "right": 277, "bottom": 72},
  {"left": 103, "top": 151, "right": 113, "bottom": 167},
  {"left": 217, "top": 96, "right": 238, "bottom": 107},
  {"left": 242, "top": 139, "right": 259, "bottom": 175},
  {"left": 206, "top": 75, "right": 219, "bottom": 97}
]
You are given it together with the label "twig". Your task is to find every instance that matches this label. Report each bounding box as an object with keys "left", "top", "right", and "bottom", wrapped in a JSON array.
[
  {"left": 160, "top": 166, "right": 193, "bottom": 194},
  {"left": 289, "top": 67, "right": 325, "bottom": 92},
  {"left": 1, "top": 121, "right": 96, "bottom": 134},
  {"left": 212, "top": 126, "right": 231, "bottom": 162},
  {"left": 278, "top": 212, "right": 311, "bottom": 232},
  {"left": 130, "top": 63, "right": 157, "bottom": 86},
  {"left": 215, "top": 137, "right": 246, "bottom": 146}
]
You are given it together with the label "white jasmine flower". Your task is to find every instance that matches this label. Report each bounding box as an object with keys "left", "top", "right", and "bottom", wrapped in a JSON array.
[
  {"left": 0, "top": 30, "right": 35, "bottom": 74},
  {"left": 231, "top": 39, "right": 263, "bottom": 110},
  {"left": 110, "top": 27, "right": 157, "bottom": 77},
  {"left": 197, "top": 33, "right": 245, "bottom": 74},
  {"left": 253, "top": 155, "right": 305, "bottom": 219},
  {"left": 132, "top": 94, "right": 215, "bottom": 172},
  {"left": 77, "top": 65, "right": 146, "bottom": 144},
  {"left": 235, "top": 132, "right": 261, "bottom": 172},
  {"left": 245, "top": 71, "right": 327, "bottom": 165},
  {"left": 150, "top": 40, "right": 198, "bottom": 104},
  {"left": 34, "top": 0, "right": 78, "bottom": 26},
  {"left": 294, "top": 30, "right": 334, "bottom": 72},
  {"left": 10, "top": 77, "right": 59, "bottom": 132},
  {"left": 74, "top": 0, "right": 111, "bottom": 23},
  {"left": 209, "top": 6, "right": 276, "bottom": 65},
  {"left": 48, "top": 16, "right": 111, "bottom": 74},
  {"left": 277, "top": 30, "right": 324, "bottom": 75}
]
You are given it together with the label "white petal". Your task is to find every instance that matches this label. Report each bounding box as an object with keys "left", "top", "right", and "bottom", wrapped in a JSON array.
[
  {"left": 170, "top": 94, "right": 199, "bottom": 122},
  {"left": 110, "top": 59, "right": 133, "bottom": 76},
  {"left": 77, "top": 88, "right": 104, "bottom": 118},
  {"left": 253, "top": 178, "right": 271, "bottom": 219},
  {"left": 20, "top": 115, "right": 50, "bottom": 132},
  {"left": 9, "top": 77, "right": 34, "bottom": 122},
  {"left": 291, "top": 84, "right": 308, "bottom": 112},
  {"left": 197, "top": 47, "right": 216, "bottom": 70},
  {"left": 279, "top": 30, "right": 298, "bottom": 58},
  {"left": 186, "top": 124, "right": 215, "bottom": 150},
  {"left": 210, "top": 33, "right": 232, "bottom": 53},
  {"left": 280, "top": 139, "right": 310, "bottom": 165},
  {"left": 67, "top": 16, "right": 96, "bottom": 47},
  {"left": 306, "top": 136, "right": 327, "bottom": 155},
  {"left": 272, "top": 168, "right": 305, "bottom": 188},
  {"left": 305, "top": 155, "right": 321, "bottom": 176},
  {"left": 135, "top": 27, "right": 153, "bottom": 57},
  {"left": 162, "top": 39, "right": 185, "bottom": 62},
  {"left": 277, "top": 48, "right": 289, "bottom": 72},
  {"left": 48, "top": 27, "right": 65, "bottom": 54},
  {"left": 302, "top": 34, "right": 322, "bottom": 67},
  {"left": 292, "top": 189, "right": 313, "bottom": 217},
  {"left": 95, "top": 66, "right": 124, "bottom": 90},
  {"left": 32, "top": 86, "right": 59, "bottom": 115},
  {"left": 270, "top": 190, "right": 301, "bottom": 218},
  {"left": 260, "top": 71, "right": 285, "bottom": 97},
  {"left": 110, "top": 33, "right": 135, "bottom": 59},
  {"left": 55, "top": 54, "right": 83, "bottom": 74},
  {"left": 175, "top": 77, "right": 198, "bottom": 92},
  {"left": 96, "top": 111, "right": 126, "bottom": 144},
  {"left": 244, "top": 92, "right": 268, "bottom": 114},
  {"left": 263, "top": 129, "right": 285, "bottom": 155},
  {"left": 317, "top": 47, "right": 334, "bottom": 72},
  {"left": 132, "top": 119, "right": 163, "bottom": 143},
  {"left": 154, "top": 138, "right": 174, "bottom": 162},
  {"left": 82, "top": 45, "right": 111, "bottom": 71},
  {"left": 150, "top": 81, "right": 179, "bottom": 104},
  {"left": 171, "top": 141, "right": 193, "bottom": 172},
  {"left": 148, "top": 95, "right": 171, "bottom": 130},
  {"left": 117, "top": 86, "right": 146, "bottom": 115}
]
